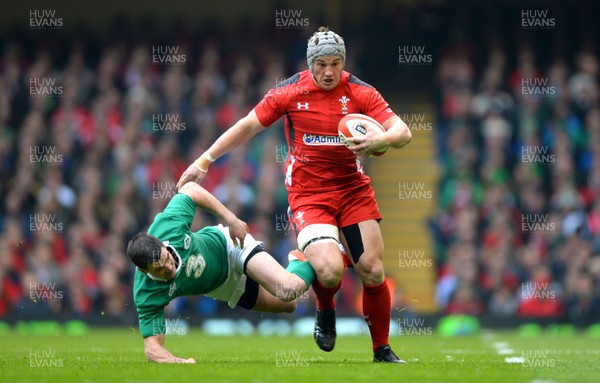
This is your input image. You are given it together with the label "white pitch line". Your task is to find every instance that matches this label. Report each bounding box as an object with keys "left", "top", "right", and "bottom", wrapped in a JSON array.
[{"left": 505, "top": 356, "right": 525, "bottom": 364}]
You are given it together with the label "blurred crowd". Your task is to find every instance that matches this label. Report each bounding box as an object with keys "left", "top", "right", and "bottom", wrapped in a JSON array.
[
  {"left": 433, "top": 42, "right": 600, "bottom": 326},
  {"left": 1, "top": 3, "right": 599, "bottom": 327},
  {"left": 0, "top": 24, "right": 321, "bottom": 320}
]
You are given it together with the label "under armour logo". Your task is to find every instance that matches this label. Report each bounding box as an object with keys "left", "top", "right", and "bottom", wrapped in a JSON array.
[
  {"left": 364, "top": 315, "right": 372, "bottom": 326},
  {"left": 297, "top": 102, "right": 309, "bottom": 110}
]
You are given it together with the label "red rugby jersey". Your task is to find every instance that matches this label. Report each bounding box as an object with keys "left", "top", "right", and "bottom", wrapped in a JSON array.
[{"left": 254, "top": 70, "right": 396, "bottom": 192}]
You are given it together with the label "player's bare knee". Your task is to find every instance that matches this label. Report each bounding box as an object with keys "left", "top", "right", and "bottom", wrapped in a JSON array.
[
  {"left": 317, "top": 266, "right": 342, "bottom": 288},
  {"left": 355, "top": 258, "right": 385, "bottom": 285}
]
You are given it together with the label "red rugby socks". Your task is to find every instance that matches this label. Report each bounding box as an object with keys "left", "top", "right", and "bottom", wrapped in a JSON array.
[
  {"left": 362, "top": 281, "right": 391, "bottom": 350},
  {"left": 312, "top": 279, "right": 341, "bottom": 311}
]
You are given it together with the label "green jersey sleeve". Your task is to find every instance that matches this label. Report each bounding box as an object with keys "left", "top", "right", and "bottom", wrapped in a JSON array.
[
  {"left": 134, "top": 268, "right": 170, "bottom": 338},
  {"left": 148, "top": 193, "right": 196, "bottom": 243}
]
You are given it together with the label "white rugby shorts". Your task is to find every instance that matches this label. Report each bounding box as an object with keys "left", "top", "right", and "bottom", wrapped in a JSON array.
[{"left": 204, "top": 224, "right": 263, "bottom": 308}]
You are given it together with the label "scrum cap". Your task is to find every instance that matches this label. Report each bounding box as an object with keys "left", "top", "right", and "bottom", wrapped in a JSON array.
[{"left": 306, "top": 27, "right": 345, "bottom": 73}]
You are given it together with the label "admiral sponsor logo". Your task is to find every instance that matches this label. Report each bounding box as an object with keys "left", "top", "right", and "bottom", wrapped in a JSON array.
[{"left": 303, "top": 133, "right": 343, "bottom": 145}]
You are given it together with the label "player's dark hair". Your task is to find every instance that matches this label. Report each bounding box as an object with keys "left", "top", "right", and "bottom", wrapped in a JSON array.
[{"left": 126, "top": 233, "right": 162, "bottom": 270}]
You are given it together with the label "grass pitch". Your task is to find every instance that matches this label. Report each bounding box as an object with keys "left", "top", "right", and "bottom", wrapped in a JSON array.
[{"left": 1, "top": 328, "right": 599, "bottom": 383}]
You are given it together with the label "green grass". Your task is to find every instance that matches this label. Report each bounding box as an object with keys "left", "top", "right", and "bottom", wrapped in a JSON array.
[{"left": 1, "top": 329, "right": 599, "bottom": 383}]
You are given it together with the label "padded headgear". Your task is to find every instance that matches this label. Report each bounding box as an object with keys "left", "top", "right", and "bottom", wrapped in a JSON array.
[{"left": 307, "top": 28, "right": 346, "bottom": 73}]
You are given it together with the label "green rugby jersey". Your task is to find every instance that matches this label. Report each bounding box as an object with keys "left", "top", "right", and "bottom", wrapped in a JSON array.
[{"left": 133, "top": 193, "right": 228, "bottom": 337}]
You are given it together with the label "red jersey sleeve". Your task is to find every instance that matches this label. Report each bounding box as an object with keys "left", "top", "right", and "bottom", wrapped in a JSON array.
[
  {"left": 363, "top": 88, "right": 397, "bottom": 126},
  {"left": 254, "top": 87, "right": 287, "bottom": 127}
]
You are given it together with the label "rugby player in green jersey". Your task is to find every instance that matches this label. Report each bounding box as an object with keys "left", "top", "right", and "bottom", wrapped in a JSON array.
[{"left": 127, "top": 182, "right": 316, "bottom": 363}]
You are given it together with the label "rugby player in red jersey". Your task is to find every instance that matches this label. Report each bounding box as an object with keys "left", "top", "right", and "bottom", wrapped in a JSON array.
[{"left": 178, "top": 26, "right": 412, "bottom": 363}]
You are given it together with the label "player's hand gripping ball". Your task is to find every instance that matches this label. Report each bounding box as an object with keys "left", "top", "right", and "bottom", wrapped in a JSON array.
[{"left": 338, "top": 114, "right": 388, "bottom": 157}]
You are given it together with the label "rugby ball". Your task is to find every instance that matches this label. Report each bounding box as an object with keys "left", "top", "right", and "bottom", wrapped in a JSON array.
[{"left": 338, "top": 114, "right": 388, "bottom": 157}]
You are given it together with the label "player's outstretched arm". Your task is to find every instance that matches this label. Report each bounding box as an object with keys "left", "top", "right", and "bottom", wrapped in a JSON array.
[
  {"left": 177, "top": 110, "right": 266, "bottom": 189},
  {"left": 143, "top": 335, "right": 196, "bottom": 364},
  {"left": 178, "top": 182, "right": 249, "bottom": 247}
]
